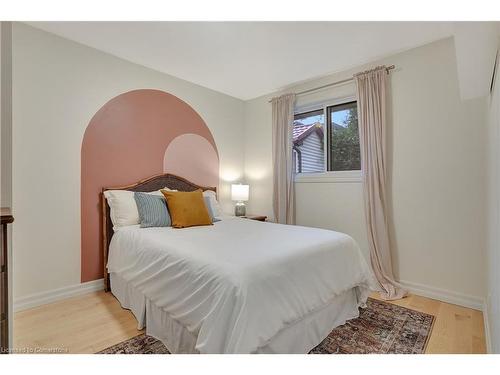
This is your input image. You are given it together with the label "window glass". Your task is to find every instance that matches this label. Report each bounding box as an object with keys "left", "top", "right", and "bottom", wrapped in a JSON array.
[
  {"left": 328, "top": 101, "right": 360, "bottom": 171},
  {"left": 292, "top": 109, "right": 325, "bottom": 173}
]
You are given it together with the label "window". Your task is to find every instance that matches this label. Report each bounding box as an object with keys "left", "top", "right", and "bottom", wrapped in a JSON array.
[{"left": 293, "top": 101, "right": 360, "bottom": 174}]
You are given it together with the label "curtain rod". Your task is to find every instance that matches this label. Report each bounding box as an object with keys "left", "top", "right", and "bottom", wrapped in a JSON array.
[{"left": 268, "top": 65, "right": 395, "bottom": 103}]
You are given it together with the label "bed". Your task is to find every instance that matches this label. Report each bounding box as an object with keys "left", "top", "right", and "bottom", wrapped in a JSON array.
[{"left": 102, "top": 174, "right": 374, "bottom": 354}]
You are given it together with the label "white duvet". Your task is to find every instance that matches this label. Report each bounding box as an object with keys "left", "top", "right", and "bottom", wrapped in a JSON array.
[{"left": 107, "top": 217, "right": 374, "bottom": 353}]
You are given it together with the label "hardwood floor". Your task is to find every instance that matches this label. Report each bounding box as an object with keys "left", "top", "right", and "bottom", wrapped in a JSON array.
[
  {"left": 14, "top": 291, "right": 142, "bottom": 354},
  {"left": 370, "top": 293, "right": 486, "bottom": 354},
  {"left": 13, "top": 291, "right": 486, "bottom": 354}
]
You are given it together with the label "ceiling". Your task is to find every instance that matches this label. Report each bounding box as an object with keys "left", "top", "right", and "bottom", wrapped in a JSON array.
[{"left": 28, "top": 22, "right": 455, "bottom": 100}]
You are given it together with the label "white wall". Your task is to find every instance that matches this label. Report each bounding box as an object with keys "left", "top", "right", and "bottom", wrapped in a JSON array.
[
  {"left": 1, "top": 22, "right": 12, "bottom": 207},
  {"left": 11, "top": 23, "right": 245, "bottom": 300},
  {"left": 453, "top": 22, "right": 500, "bottom": 101},
  {"left": 244, "top": 37, "right": 487, "bottom": 306},
  {"left": 486, "top": 46, "right": 500, "bottom": 353}
]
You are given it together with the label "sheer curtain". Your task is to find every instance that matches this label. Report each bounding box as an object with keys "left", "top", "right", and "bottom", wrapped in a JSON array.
[
  {"left": 271, "top": 93, "right": 296, "bottom": 224},
  {"left": 354, "top": 66, "right": 407, "bottom": 300}
]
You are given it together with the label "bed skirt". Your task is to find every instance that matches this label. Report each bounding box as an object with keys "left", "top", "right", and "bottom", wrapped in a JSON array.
[{"left": 110, "top": 272, "right": 361, "bottom": 354}]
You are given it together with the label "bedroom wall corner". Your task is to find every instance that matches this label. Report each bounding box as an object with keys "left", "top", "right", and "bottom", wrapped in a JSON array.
[{"left": 243, "top": 37, "right": 488, "bottom": 306}]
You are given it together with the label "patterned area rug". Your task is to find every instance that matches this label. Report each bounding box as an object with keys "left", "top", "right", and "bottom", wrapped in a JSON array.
[{"left": 98, "top": 298, "right": 434, "bottom": 354}]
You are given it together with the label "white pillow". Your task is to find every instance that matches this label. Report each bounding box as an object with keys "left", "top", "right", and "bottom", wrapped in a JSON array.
[
  {"left": 104, "top": 189, "right": 163, "bottom": 229},
  {"left": 203, "top": 190, "right": 221, "bottom": 217}
]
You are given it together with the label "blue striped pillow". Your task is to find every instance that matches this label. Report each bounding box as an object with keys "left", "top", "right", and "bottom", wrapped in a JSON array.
[
  {"left": 134, "top": 192, "right": 171, "bottom": 228},
  {"left": 204, "top": 196, "right": 221, "bottom": 223}
]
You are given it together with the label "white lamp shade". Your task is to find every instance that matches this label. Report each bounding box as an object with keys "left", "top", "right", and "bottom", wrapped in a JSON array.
[{"left": 231, "top": 184, "right": 249, "bottom": 201}]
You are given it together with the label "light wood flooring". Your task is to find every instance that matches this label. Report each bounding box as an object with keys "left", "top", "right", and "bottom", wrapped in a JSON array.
[{"left": 13, "top": 291, "right": 487, "bottom": 354}]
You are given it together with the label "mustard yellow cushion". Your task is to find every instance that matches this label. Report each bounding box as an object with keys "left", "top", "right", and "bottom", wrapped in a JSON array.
[{"left": 160, "top": 189, "right": 213, "bottom": 228}]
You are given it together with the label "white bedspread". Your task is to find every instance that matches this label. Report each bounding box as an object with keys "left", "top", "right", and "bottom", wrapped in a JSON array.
[{"left": 107, "top": 218, "right": 374, "bottom": 353}]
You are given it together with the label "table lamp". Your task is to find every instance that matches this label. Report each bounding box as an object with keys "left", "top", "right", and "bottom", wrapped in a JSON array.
[{"left": 231, "top": 184, "right": 249, "bottom": 216}]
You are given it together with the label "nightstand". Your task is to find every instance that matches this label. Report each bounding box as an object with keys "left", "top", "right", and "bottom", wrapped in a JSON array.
[{"left": 241, "top": 215, "right": 267, "bottom": 222}]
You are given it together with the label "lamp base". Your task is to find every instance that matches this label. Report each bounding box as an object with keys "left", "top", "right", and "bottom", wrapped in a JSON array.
[{"left": 235, "top": 202, "right": 246, "bottom": 217}]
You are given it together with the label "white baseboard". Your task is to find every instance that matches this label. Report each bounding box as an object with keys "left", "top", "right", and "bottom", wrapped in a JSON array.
[
  {"left": 483, "top": 295, "right": 492, "bottom": 353},
  {"left": 14, "top": 279, "right": 104, "bottom": 312},
  {"left": 399, "top": 280, "right": 484, "bottom": 311}
]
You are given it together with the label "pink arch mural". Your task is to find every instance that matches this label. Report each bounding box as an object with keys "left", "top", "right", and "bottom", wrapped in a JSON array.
[
  {"left": 163, "top": 134, "right": 219, "bottom": 188},
  {"left": 81, "top": 89, "right": 219, "bottom": 282}
]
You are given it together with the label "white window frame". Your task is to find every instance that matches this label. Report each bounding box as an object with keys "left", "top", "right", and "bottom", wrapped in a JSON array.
[{"left": 293, "top": 95, "right": 362, "bottom": 184}]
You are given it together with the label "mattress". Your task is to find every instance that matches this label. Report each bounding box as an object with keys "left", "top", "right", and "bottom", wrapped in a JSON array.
[{"left": 107, "top": 217, "right": 374, "bottom": 353}]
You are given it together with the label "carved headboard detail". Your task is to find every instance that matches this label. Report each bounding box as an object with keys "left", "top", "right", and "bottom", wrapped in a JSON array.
[{"left": 101, "top": 173, "right": 216, "bottom": 291}]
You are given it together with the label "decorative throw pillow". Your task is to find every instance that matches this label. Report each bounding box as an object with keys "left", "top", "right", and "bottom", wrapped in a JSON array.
[
  {"left": 203, "top": 190, "right": 221, "bottom": 217},
  {"left": 161, "top": 189, "right": 212, "bottom": 228},
  {"left": 134, "top": 192, "right": 171, "bottom": 228},
  {"left": 204, "top": 196, "right": 221, "bottom": 223}
]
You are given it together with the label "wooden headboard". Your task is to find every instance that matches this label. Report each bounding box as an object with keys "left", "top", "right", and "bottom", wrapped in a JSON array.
[{"left": 101, "top": 173, "right": 217, "bottom": 291}]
